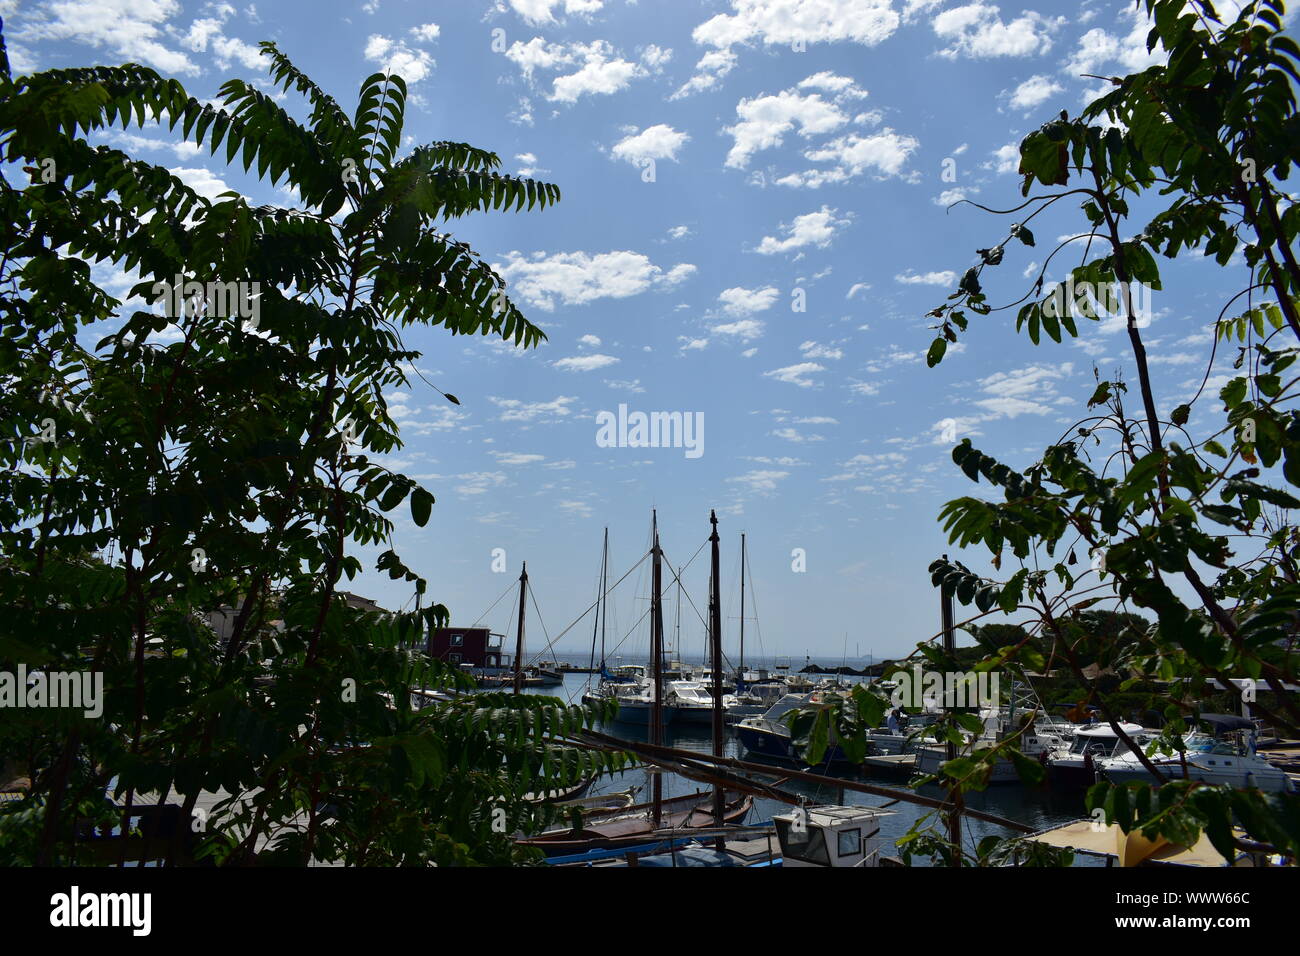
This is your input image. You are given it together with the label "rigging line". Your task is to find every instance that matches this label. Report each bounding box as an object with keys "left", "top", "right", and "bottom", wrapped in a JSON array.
[
  {"left": 599, "top": 602, "right": 655, "bottom": 663},
  {"left": 521, "top": 549, "right": 654, "bottom": 662},
  {"left": 662, "top": 552, "right": 711, "bottom": 636},
  {"left": 743, "top": 542, "right": 766, "bottom": 662},
  {"left": 664, "top": 537, "right": 709, "bottom": 578},
  {"left": 471, "top": 578, "right": 520, "bottom": 628},
  {"left": 524, "top": 582, "right": 557, "bottom": 666}
]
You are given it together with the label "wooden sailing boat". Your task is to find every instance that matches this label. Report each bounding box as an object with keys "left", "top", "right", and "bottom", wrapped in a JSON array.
[{"left": 517, "top": 511, "right": 751, "bottom": 857}]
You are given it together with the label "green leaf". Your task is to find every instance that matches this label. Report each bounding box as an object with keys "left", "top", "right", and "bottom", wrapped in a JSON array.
[{"left": 410, "top": 487, "right": 433, "bottom": 527}]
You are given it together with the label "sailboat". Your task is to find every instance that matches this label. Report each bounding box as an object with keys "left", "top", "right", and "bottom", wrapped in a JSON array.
[{"left": 519, "top": 511, "right": 752, "bottom": 857}]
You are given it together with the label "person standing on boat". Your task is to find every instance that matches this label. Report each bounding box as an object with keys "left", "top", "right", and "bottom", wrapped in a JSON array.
[{"left": 887, "top": 708, "right": 900, "bottom": 735}]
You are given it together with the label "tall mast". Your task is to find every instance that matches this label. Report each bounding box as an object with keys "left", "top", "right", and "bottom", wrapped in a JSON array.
[
  {"left": 513, "top": 562, "right": 528, "bottom": 695},
  {"left": 738, "top": 531, "right": 746, "bottom": 685},
  {"left": 599, "top": 527, "right": 608, "bottom": 670},
  {"left": 650, "top": 511, "right": 664, "bottom": 829},
  {"left": 708, "top": 510, "right": 725, "bottom": 838}
]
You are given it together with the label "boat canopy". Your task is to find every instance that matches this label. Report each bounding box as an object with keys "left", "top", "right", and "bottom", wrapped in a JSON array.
[{"left": 1193, "top": 713, "right": 1255, "bottom": 733}]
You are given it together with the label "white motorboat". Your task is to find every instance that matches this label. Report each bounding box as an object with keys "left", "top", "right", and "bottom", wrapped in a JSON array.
[
  {"left": 1044, "top": 722, "right": 1150, "bottom": 789},
  {"left": 1095, "top": 732, "right": 1293, "bottom": 792}
]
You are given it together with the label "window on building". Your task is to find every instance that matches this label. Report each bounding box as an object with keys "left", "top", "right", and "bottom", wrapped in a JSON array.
[
  {"left": 449, "top": 653, "right": 461, "bottom": 664},
  {"left": 451, "top": 633, "right": 464, "bottom": 646}
]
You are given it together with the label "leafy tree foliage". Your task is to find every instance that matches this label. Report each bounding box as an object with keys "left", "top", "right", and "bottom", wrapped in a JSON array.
[
  {"left": 0, "top": 24, "right": 625, "bottom": 866},
  {"left": 912, "top": 0, "right": 1300, "bottom": 864}
]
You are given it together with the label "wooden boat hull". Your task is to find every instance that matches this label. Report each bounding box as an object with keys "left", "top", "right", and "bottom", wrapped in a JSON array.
[{"left": 518, "top": 792, "right": 753, "bottom": 856}]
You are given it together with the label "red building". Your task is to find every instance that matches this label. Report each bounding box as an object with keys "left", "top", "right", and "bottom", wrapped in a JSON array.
[{"left": 427, "top": 626, "right": 507, "bottom": 670}]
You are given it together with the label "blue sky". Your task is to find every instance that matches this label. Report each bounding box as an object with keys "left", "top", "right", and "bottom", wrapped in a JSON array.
[{"left": 6, "top": 0, "right": 1269, "bottom": 662}]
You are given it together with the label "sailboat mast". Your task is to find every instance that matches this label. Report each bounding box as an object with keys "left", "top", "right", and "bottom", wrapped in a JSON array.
[
  {"left": 708, "top": 510, "right": 725, "bottom": 837},
  {"left": 651, "top": 512, "right": 664, "bottom": 829},
  {"left": 738, "top": 531, "right": 746, "bottom": 684},
  {"left": 599, "top": 527, "right": 608, "bottom": 669},
  {"left": 513, "top": 562, "right": 528, "bottom": 695}
]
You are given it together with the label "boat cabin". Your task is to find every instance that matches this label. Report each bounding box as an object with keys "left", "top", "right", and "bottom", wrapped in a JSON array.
[
  {"left": 428, "top": 626, "right": 506, "bottom": 670},
  {"left": 773, "top": 806, "right": 891, "bottom": 867}
]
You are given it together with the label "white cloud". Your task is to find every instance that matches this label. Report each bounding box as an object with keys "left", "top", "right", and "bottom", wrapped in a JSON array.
[
  {"left": 934, "top": 186, "right": 976, "bottom": 206},
  {"left": 491, "top": 451, "right": 546, "bottom": 466},
  {"left": 1064, "top": 5, "right": 1165, "bottom": 77},
  {"left": 777, "top": 128, "right": 920, "bottom": 187},
  {"left": 411, "top": 23, "right": 441, "bottom": 42},
  {"left": 710, "top": 318, "right": 766, "bottom": 342},
  {"left": 800, "top": 340, "right": 842, "bottom": 360},
  {"left": 933, "top": 4, "right": 1062, "bottom": 59},
  {"left": 717, "top": 285, "right": 780, "bottom": 316},
  {"left": 610, "top": 124, "right": 690, "bottom": 165},
  {"left": 694, "top": 0, "right": 901, "bottom": 51},
  {"left": 724, "top": 86, "right": 853, "bottom": 169},
  {"left": 726, "top": 468, "right": 790, "bottom": 494},
  {"left": 182, "top": 7, "right": 263, "bottom": 71},
  {"left": 554, "top": 353, "right": 620, "bottom": 372},
  {"left": 667, "top": 225, "right": 692, "bottom": 240},
  {"left": 763, "top": 361, "right": 824, "bottom": 387},
  {"left": 507, "top": 0, "right": 604, "bottom": 25},
  {"left": 456, "top": 472, "right": 508, "bottom": 497},
  {"left": 365, "top": 34, "right": 434, "bottom": 83},
  {"left": 974, "top": 363, "right": 1073, "bottom": 418},
  {"left": 553, "top": 52, "right": 639, "bottom": 101},
  {"left": 19, "top": 0, "right": 198, "bottom": 75},
  {"left": 895, "top": 270, "right": 957, "bottom": 285},
  {"left": 489, "top": 395, "right": 578, "bottom": 423},
  {"left": 671, "top": 49, "right": 737, "bottom": 98},
  {"left": 578, "top": 333, "right": 602, "bottom": 347},
  {"left": 1006, "top": 74, "right": 1064, "bottom": 111},
  {"left": 170, "top": 166, "right": 237, "bottom": 201},
  {"left": 504, "top": 37, "right": 572, "bottom": 79},
  {"left": 991, "top": 142, "right": 1020, "bottom": 174},
  {"left": 604, "top": 378, "right": 645, "bottom": 393},
  {"left": 772, "top": 426, "right": 825, "bottom": 442},
  {"left": 496, "top": 250, "right": 696, "bottom": 310},
  {"left": 755, "top": 205, "right": 850, "bottom": 255}
]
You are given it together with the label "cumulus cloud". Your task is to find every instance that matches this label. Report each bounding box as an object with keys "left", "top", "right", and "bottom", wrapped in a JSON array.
[
  {"left": 693, "top": 0, "right": 901, "bottom": 52},
  {"left": 504, "top": 37, "right": 657, "bottom": 102},
  {"left": 365, "top": 33, "right": 434, "bottom": 83},
  {"left": 496, "top": 250, "right": 696, "bottom": 310},
  {"left": 18, "top": 0, "right": 199, "bottom": 75},
  {"left": 717, "top": 285, "right": 780, "bottom": 316},
  {"left": 755, "top": 206, "right": 850, "bottom": 255},
  {"left": 671, "top": 48, "right": 737, "bottom": 98},
  {"left": 1005, "top": 74, "right": 1064, "bottom": 111},
  {"left": 610, "top": 124, "right": 690, "bottom": 165},
  {"left": 777, "top": 128, "right": 919, "bottom": 186},
  {"left": 932, "top": 3, "right": 1062, "bottom": 59},
  {"left": 723, "top": 76, "right": 868, "bottom": 168},
  {"left": 506, "top": 0, "right": 604, "bottom": 25}
]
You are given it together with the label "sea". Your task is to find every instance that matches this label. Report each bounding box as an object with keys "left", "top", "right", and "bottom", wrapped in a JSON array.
[{"left": 520, "top": 667, "right": 1105, "bottom": 866}]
